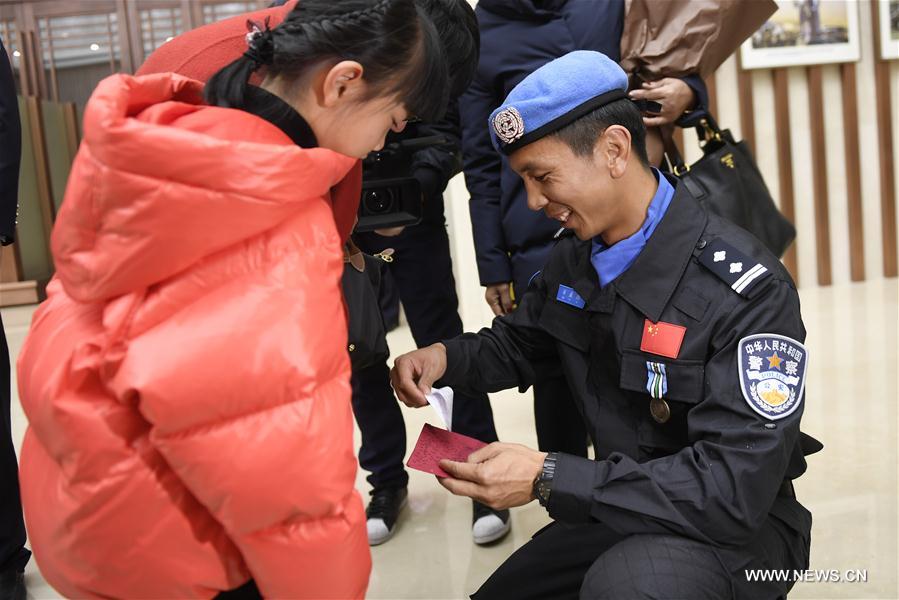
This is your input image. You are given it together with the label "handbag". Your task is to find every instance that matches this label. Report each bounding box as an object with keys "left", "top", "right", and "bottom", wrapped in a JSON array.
[
  {"left": 663, "top": 111, "right": 796, "bottom": 258},
  {"left": 341, "top": 245, "right": 393, "bottom": 371}
]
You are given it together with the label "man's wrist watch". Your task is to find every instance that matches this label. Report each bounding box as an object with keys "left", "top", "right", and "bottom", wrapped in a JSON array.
[{"left": 533, "top": 452, "right": 558, "bottom": 508}]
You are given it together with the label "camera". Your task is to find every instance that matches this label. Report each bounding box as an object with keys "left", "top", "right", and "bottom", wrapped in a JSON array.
[{"left": 356, "top": 134, "right": 451, "bottom": 233}]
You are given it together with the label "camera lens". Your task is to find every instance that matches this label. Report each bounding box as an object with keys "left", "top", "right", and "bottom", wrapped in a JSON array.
[{"left": 363, "top": 188, "right": 396, "bottom": 214}]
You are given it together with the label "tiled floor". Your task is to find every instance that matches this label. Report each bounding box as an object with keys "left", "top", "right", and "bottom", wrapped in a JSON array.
[{"left": 3, "top": 278, "right": 897, "bottom": 599}]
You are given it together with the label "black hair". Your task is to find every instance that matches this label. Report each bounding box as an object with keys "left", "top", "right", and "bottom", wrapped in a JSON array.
[
  {"left": 550, "top": 98, "right": 650, "bottom": 168},
  {"left": 206, "top": 0, "right": 450, "bottom": 123},
  {"left": 415, "top": 0, "right": 479, "bottom": 97}
]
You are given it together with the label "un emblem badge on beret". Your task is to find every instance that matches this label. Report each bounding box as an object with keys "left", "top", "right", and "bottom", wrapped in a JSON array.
[
  {"left": 493, "top": 107, "right": 525, "bottom": 144},
  {"left": 738, "top": 334, "right": 807, "bottom": 420}
]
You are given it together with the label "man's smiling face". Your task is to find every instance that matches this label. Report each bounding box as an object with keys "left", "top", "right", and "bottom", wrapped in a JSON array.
[{"left": 508, "top": 134, "right": 618, "bottom": 242}]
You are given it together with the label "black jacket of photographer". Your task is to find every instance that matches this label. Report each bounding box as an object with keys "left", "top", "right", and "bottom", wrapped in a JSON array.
[{"left": 388, "top": 100, "right": 463, "bottom": 225}]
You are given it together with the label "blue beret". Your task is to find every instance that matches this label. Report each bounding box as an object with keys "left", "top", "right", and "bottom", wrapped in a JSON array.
[{"left": 488, "top": 50, "right": 629, "bottom": 155}]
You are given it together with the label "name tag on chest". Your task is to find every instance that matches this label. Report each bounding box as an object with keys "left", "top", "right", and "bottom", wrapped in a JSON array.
[{"left": 556, "top": 284, "right": 585, "bottom": 309}]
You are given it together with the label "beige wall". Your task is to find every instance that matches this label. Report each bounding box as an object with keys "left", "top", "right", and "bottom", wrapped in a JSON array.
[{"left": 445, "top": 0, "right": 899, "bottom": 329}]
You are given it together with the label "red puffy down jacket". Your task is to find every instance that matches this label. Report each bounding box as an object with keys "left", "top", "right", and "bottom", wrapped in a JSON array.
[{"left": 16, "top": 72, "right": 370, "bottom": 598}]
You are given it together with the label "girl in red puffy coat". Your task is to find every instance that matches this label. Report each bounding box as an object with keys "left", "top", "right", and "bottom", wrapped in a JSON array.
[{"left": 15, "top": 1, "right": 448, "bottom": 598}]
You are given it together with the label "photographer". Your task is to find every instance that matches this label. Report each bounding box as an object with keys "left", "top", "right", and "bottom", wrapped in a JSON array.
[{"left": 351, "top": 0, "right": 509, "bottom": 547}]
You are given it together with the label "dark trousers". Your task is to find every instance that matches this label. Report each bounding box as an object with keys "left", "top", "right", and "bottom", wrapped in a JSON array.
[
  {"left": 533, "top": 374, "right": 588, "bottom": 458},
  {"left": 352, "top": 222, "right": 499, "bottom": 492},
  {"left": 377, "top": 268, "right": 400, "bottom": 330},
  {"left": 0, "top": 313, "right": 30, "bottom": 574},
  {"left": 472, "top": 516, "right": 806, "bottom": 600}
]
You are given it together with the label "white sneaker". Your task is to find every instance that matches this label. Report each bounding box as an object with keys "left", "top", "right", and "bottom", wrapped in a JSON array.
[
  {"left": 472, "top": 500, "right": 511, "bottom": 545},
  {"left": 366, "top": 487, "right": 408, "bottom": 546},
  {"left": 367, "top": 518, "right": 392, "bottom": 546}
]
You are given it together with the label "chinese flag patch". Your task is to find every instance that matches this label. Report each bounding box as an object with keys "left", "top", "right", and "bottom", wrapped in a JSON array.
[{"left": 640, "top": 319, "right": 686, "bottom": 359}]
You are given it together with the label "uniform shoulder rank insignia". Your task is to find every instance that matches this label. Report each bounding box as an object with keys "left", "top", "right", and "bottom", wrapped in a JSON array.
[
  {"left": 698, "top": 239, "right": 772, "bottom": 297},
  {"left": 738, "top": 334, "right": 807, "bottom": 420}
]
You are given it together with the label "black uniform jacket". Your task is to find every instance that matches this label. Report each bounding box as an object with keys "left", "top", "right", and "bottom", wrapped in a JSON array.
[{"left": 441, "top": 179, "right": 819, "bottom": 552}]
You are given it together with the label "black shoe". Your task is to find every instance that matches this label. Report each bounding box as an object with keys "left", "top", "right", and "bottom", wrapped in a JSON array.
[
  {"left": 472, "top": 500, "right": 511, "bottom": 545},
  {"left": 0, "top": 569, "right": 26, "bottom": 600},
  {"left": 366, "top": 487, "right": 408, "bottom": 546}
]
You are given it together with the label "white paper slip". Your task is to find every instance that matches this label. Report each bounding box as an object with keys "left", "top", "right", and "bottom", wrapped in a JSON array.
[{"left": 425, "top": 386, "right": 454, "bottom": 431}]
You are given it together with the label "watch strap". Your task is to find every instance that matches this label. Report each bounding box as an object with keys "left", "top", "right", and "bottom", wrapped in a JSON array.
[{"left": 533, "top": 452, "right": 558, "bottom": 507}]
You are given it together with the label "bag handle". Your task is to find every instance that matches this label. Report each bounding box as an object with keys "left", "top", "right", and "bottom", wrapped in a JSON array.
[
  {"left": 660, "top": 126, "right": 689, "bottom": 176},
  {"left": 681, "top": 109, "right": 726, "bottom": 147},
  {"left": 661, "top": 108, "right": 730, "bottom": 174}
]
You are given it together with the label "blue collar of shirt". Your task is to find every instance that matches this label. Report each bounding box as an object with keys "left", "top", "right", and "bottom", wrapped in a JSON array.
[{"left": 590, "top": 168, "right": 675, "bottom": 287}]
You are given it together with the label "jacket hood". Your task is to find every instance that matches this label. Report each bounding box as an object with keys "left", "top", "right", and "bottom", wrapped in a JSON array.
[
  {"left": 477, "top": 0, "right": 567, "bottom": 21},
  {"left": 51, "top": 73, "right": 357, "bottom": 303}
]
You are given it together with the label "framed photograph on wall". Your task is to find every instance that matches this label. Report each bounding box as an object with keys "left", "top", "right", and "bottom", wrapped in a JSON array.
[
  {"left": 878, "top": 0, "right": 899, "bottom": 60},
  {"left": 741, "top": 0, "right": 860, "bottom": 69}
]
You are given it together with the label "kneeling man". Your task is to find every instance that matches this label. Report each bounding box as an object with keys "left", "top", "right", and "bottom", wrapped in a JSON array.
[{"left": 391, "top": 51, "right": 819, "bottom": 600}]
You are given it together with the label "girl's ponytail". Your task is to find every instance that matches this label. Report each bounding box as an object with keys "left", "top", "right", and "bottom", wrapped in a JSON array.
[{"left": 205, "top": 21, "right": 275, "bottom": 108}]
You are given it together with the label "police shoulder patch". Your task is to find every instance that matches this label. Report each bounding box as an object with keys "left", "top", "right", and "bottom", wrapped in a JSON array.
[
  {"left": 738, "top": 333, "right": 807, "bottom": 420},
  {"left": 698, "top": 239, "right": 772, "bottom": 297}
]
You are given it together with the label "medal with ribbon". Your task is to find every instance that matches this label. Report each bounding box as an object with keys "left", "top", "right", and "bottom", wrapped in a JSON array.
[{"left": 646, "top": 361, "right": 670, "bottom": 423}]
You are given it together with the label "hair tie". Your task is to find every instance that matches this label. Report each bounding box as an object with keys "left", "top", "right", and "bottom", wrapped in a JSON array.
[{"left": 244, "top": 17, "right": 274, "bottom": 67}]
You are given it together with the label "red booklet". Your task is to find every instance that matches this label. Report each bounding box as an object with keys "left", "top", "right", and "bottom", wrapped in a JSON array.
[{"left": 407, "top": 423, "right": 488, "bottom": 477}]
